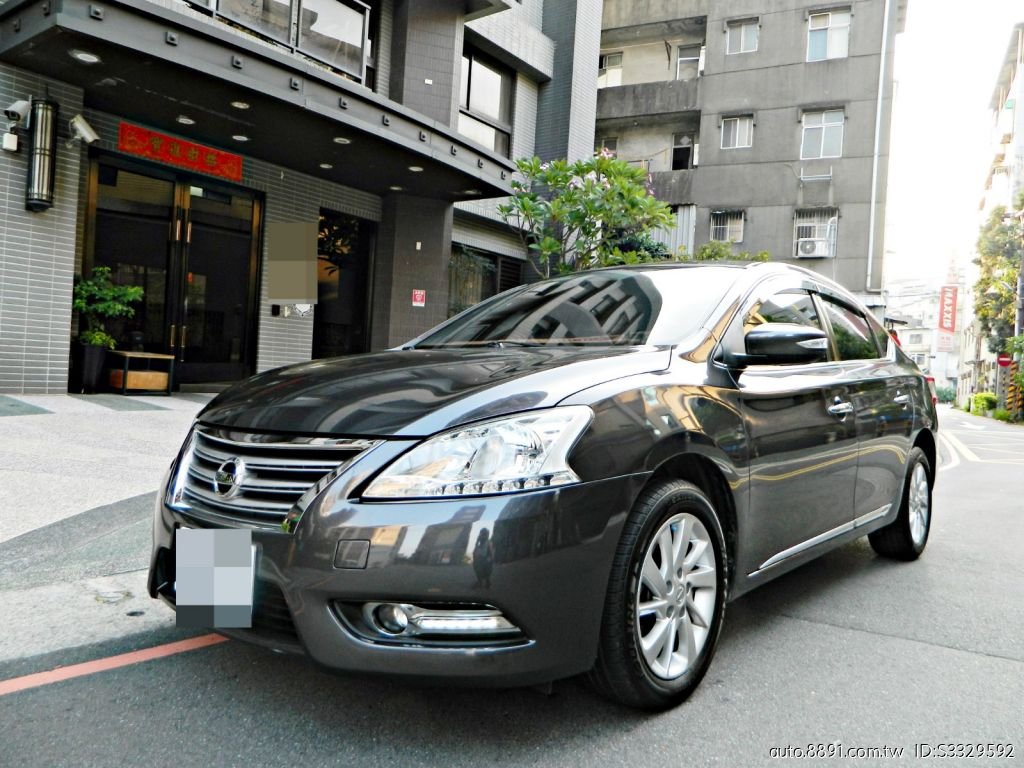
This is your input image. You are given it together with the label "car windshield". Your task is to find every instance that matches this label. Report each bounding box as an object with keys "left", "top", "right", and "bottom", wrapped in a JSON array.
[{"left": 413, "top": 267, "right": 739, "bottom": 348}]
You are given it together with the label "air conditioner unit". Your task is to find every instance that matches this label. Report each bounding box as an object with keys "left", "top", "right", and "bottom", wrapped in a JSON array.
[{"left": 796, "top": 238, "right": 831, "bottom": 258}]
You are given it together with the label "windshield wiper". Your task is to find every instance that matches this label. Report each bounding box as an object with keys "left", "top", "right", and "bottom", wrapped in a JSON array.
[{"left": 486, "top": 340, "right": 543, "bottom": 348}]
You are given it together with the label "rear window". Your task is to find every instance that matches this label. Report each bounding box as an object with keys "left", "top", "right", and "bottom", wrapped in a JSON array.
[{"left": 414, "top": 268, "right": 738, "bottom": 348}]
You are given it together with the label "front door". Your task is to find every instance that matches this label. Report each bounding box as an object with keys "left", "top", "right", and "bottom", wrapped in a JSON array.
[{"left": 89, "top": 159, "right": 261, "bottom": 385}]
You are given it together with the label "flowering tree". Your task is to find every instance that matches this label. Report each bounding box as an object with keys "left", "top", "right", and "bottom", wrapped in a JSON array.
[
  {"left": 973, "top": 198, "right": 1024, "bottom": 353},
  {"left": 497, "top": 152, "right": 676, "bottom": 277}
]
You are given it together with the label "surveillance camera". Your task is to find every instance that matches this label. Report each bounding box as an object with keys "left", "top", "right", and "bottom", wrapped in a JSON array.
[
  {"left": 4, "top": 99, "right": 30, "bottom": 123},
  {"left": 69, "top": 114, "right": 100, "bottom": 144}
]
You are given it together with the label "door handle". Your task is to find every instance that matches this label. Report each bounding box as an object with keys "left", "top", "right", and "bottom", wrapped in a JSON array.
[
  {"left": 168, "top": 324, "right": 177, "bottom": 350},
  {"left": 893, "top": 393, "right": 910, "bottom": 406},
  {"left": 827, "top": 398, "right": 854, "bottom": 417}
]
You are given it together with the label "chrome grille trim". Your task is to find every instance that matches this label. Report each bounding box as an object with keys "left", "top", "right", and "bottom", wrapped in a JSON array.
[{"left": 173, "top": 425, "right": 380, "bottom": 529}]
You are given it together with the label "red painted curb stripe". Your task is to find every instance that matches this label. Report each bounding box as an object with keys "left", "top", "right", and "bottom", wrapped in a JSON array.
[{"left": 0, "top": 633, "right": 229, "bottom": 697}]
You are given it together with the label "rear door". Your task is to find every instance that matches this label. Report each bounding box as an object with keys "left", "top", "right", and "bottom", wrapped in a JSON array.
[{"left": 815, "top": 294, "right": 915, "bottom": 525}]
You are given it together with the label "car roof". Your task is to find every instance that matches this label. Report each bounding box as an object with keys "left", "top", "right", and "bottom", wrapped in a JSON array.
[{"left": 579, "top": 261, "right": 866, "bottom": 311}]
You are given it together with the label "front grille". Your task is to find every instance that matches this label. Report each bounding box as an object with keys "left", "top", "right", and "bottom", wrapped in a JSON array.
[{"left": 178, "top": 425, "right": 378, "bottom": 528}]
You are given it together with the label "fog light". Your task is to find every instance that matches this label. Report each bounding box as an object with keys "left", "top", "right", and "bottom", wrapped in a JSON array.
[
  {"left": 362, "top": 601, "right": 520, "bottom": 638},
  {"left": 374, "top": 603, "right": 409, "bottom": 634}
]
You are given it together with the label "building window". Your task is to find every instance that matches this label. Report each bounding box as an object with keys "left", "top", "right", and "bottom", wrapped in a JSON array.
[
  {"left": 676, "top": 45, "right": 701, "bottom": 81},
  {"left": 726, "top": 18, "right": 759, "bottom": 54},
  {"left": 598, "top": 52, "right": 623, "bottom": 88},
  {"left": 807, "top": 9, "right": 850, "bottom": 62},
  {"left": 458, "top": 50, "right": 513, "bottom": 157},
  {"left": 909, "top": 333, "right": 923, "bottom": 345},
  {"left": 596, "top": 136, "right": 618, "bottom": 156},
  {"left": 214, "top": 0, "right": 372, "bottom": 81},
  {"left": 801, "top": 109, "right": 844, "bottom": 159},
  {"left": 448, "top": 248, "right": 523, "bottom": 317},
  {"left": 298, "top": 0, "right": 370, "bottom": 79},
  {"left": 710, "top": 210, "right": 744, "bottom": 242},
  {"left": 721, "top": 116, "right": 753, "bottom": 149},
  {"left": 794, "top": 208, "right": 838, "bottom": 257},
  {"left": 672, "top": 133, "right": 696, "bottom": 170}
]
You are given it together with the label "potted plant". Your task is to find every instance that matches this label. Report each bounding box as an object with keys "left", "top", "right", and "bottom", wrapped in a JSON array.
[{"left": 71, "top": 266, "right": 144, "bottom": 393}]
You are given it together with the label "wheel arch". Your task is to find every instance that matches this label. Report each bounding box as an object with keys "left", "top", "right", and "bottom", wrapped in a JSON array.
[
  {"left": 913, "top": 429, "right": 937, "bottom": 485},
  {"left": 647, "top": 453, "right": 739, "bottom": 589}
]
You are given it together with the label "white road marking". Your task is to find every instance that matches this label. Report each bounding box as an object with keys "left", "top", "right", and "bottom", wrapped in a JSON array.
[
  {"left": 941, "top": 430, "right": 981, "bottom": 462},
  {"left": 937, "top": 433, "right": 960, "bottom": 473}
]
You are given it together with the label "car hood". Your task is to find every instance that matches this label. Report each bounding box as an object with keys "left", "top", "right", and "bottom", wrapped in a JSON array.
[{"left": 198, "top": 346, "right": 672, "bottom": 437}]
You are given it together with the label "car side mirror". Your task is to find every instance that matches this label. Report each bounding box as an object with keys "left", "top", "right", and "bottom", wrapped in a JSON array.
[{"left": 723, "top": 323, "right": 830, "bottom": 370}]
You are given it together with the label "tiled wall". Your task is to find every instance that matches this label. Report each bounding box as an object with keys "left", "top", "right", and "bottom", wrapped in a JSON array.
[{"left": 0, "top": 64, "right": 84, "bottom": 394}]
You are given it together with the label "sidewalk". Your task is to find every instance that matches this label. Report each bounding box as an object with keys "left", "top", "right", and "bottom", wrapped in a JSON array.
[
  {"left": 0, "top": 392, "right": 213, "bottom": 662},
  {"left": 0, "top": 392, "right": 210, "bottom": 544}
]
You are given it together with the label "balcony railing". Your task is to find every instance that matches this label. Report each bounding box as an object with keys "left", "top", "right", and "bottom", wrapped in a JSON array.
[
  {"left": 185, "top": 0, "right": 370, "bottom": 83},
  {"left": 649, "top": 170, "right": 695, "bottom": 206}
]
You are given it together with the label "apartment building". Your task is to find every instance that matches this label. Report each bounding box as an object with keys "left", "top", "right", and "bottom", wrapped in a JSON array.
[
  {"left": 959, "top": 22, "right": 1024, "bottom": 405},
  {"left": 0, "top": 0, "right": 599, "bottom": 393},
  {"left": 595, "top": 0, "right": 905, "bottom": 306}
]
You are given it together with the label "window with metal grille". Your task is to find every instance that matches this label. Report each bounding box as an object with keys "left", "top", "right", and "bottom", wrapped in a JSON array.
[
  {"left": 794, "top": 208, "right": 838, "bottom": 257},
  {"left": 807, "top": 9, "right": 850, "bottom": 62},
  {"left": 710, "top": 211, "right": 744, "bottom": 242},
  {"left": 801, "top": 110, "right": 844, "bottom": 159}
]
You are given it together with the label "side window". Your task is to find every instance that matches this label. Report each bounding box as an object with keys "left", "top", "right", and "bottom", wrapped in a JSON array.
[
  {"left": 819, "top": 296, "right": 879, "bottom": 361},
  {"left": 865, "top": 312, "right": 893, "bottom": 358},
  {"left": 744, "top": 290, "right": 822, "bottom": 334}
]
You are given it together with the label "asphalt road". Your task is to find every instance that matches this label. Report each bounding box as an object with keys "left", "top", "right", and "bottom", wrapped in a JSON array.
[{"left": 2, "top": 405, "right": 1021, "bottom": 768}]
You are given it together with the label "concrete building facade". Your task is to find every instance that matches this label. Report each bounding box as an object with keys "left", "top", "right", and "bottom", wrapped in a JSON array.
[
  {"left": 0, "top": 0, "right": 599, "bottom": 393},
  {"left": 958, "top": 22, "right": 1024, "bottom": 407},
  {"left": 595, "top": 0, "right": 905, "bottom": 307}
]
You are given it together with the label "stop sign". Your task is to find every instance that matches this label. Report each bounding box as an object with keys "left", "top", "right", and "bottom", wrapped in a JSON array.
[{"left": 997, "top": 352, "right": 1012, "bottom": 367}]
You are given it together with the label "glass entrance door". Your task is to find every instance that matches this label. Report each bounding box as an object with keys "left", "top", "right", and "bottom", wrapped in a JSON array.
[{"left": 90, "top": 159, "right": 261, "bottom": 385}]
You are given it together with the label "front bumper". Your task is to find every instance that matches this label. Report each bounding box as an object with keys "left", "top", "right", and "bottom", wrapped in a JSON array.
[{"left": 149, "top": 460, "right": 647, "bottom": 687}]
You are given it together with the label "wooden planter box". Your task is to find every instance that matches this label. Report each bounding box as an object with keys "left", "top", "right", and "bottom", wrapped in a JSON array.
[
  {"left": 107, "top": 351, "right": 175, "bottom": 395},
  {"left": 109, "top": 369, "right": 169, "bottom": 391}
]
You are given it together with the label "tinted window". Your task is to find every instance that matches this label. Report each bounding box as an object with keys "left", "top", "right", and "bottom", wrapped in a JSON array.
[
  {"left": 865, "top": 312, "right": 893, "bottom": 358},
  {"left": 415, "top": 268, "right": 738, "bottom": 348},
  {"left": 744, "top": 290, "right": 821, "bottom": 332},
  {"left": 819, "top": 296, "right": 879, "bottom": 361}
]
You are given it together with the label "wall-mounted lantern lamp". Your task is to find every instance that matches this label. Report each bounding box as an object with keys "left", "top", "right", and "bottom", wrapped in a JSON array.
[{"left": 25, "top": 98, "right": 59, "bottom": 212}]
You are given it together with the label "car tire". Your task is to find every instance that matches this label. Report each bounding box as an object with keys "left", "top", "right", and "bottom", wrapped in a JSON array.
[
  {"left": 868, "top": 446, "right": 932, "bottom": 561},
  {"left": 588, "top": 479, "right": 727, "bottom": 710}
]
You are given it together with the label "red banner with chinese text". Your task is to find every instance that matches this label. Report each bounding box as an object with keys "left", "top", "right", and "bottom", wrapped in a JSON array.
[
  {"left": 117, "top": 122, "right": 243, "bottom": 182},
  {"left": 938, "top": 286, "right": 957, "bottom": 334}
]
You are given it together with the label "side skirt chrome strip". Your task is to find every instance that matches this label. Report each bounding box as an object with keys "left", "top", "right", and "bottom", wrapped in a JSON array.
[{"left": 752, "top": 503, "right": 894, "bottom": 574}]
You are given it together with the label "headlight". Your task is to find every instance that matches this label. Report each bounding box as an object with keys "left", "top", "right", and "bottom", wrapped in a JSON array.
[{"left": 363, "top": 406, "right": 593, "bottom": 499}]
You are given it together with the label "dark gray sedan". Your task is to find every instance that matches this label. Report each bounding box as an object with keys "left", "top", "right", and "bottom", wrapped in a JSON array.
[{"left": 149, "top": 262, "right": 936, "bottom": 710}]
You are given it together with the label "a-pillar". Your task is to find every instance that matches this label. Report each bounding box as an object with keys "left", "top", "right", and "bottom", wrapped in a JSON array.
[{"left": 370, "top": 194, "right": 453, "bottom": 349}]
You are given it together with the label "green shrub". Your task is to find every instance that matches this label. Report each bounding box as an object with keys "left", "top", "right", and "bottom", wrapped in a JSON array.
[
  {"left": 993, "top": 408, "right": 1013, "bottom": 422},
  {"left": 935, "top": 385, "right": 956, "bottom": 404},
  {"left": 973, "top": 392, "right": 998, "bottom": 413}
]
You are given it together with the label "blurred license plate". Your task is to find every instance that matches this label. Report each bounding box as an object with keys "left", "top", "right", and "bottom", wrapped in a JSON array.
[{"left": 175, "top": 528, "right": 255, "bottom": 628}]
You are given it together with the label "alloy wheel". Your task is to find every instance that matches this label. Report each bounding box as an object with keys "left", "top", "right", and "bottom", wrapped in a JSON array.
[
  {"left": 908, "top": 462, "right": 930, "bottom": 546},
  {"left": 635, "top": 512, "right": 717, "bottom": 680}
]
